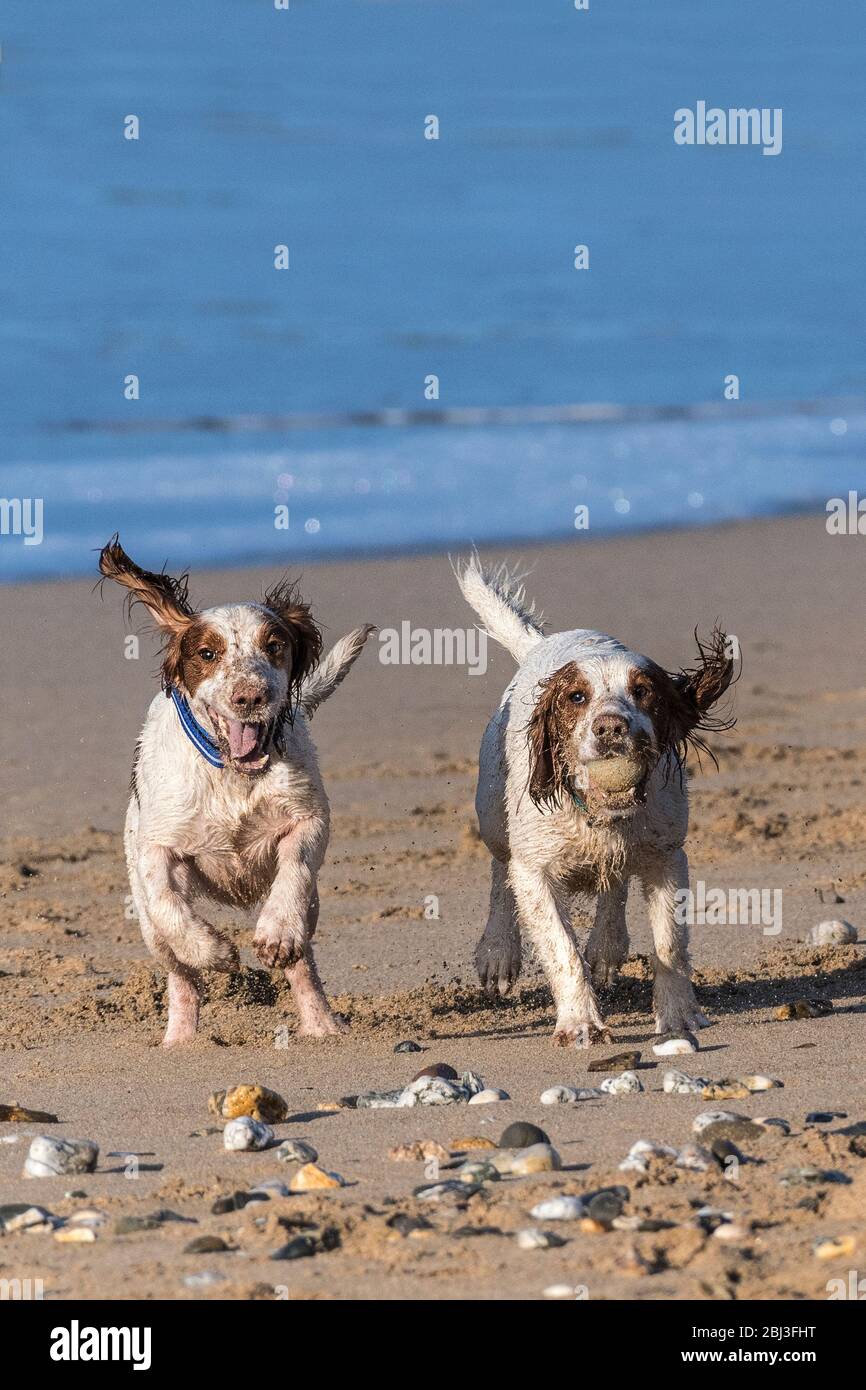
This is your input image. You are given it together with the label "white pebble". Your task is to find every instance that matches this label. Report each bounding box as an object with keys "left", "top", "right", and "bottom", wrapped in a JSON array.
[
  {"left": 713, "top": 1222, "right": 749, "bottom": 1242},
  {"left": 543, "top": 1284, "right": 579, "bottom": 1299},
  {"left": 517, "top": 1227, "right": 558, "bottom": 1250},
  {"left": 4, "top": 1206, "right": 55, "bottom": 1233},
  {"left": 653, "top": 1035, "right": 697, "bottom": 1056},
  {"left": 530, "top": 1196, "right": 585, "bottom": 1221},
  {"left": 692, "top": 1110, "right": 738, "bottom": 1135},
  {"left": 223, "top": 1116, "right": 274, "bottom": 1151},
  {"left": 663, "top": 1070, "right": 709, "bottom": 1095},
  {"left": 23, "top": 1136, "right": 99, "bottom": 1178},
  {"left": 807, "top": 919, "right": 857, "bottom": 946},
  {"left": 468, "top": 1088, "right": 509, "bottom": 1105},
  {"left": 600, "top": 1070, "right": 643, "bottom": 1095},
  {"left": 540, "top": 1086, "right": 580, "bottom": 1105}
]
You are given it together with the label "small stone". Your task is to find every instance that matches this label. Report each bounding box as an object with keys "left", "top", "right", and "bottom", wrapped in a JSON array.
[
  {"left": 467, "top": 1088, "right": 509, "bottom": 1105},
  {"left": 540, "top": 1086, "right": 579, "bottom": 1105},
  {"left": 599, "top": 1070, "right": 643, "bottom": 1095},
  {"left": 387, "top": 1212, "right": 433, "bottom": 1236},
  {"left": 701, "top": 1080, "right": 752, "bottom": 1101},
  {"left": 578, "top": 1218, "right": 608, "bottom": 1235},
  {"left": 250, "top": 1180, "right": 290, "bottom": 1199},
  {"left": 677, "top": 1144, "right": 713, "bottom": 1172},
  {"left": 317, "top": 1101, "right": 349, "bottom": 1113},
  {"left": 775, "top": 998, "right": 832, "bottom": 1020},
  {"left": 452, "top": 1135, "right": 498, "bottom": 1152},
  {"left": 23, "top": 1136, "right": 99, "bottom": 1178},
  {"left": 754, "top": 1116, "right": 791, "bottom": 1134},
  {"left": 412, "top": 1063, "right": 459, "bottom": 1082},
  {"left": 805, "top": 1112, "right": 846, "bottom": 1126},
  {"left": 700, "top": 1118, "right": 766, "bottom": 1147},
  {"left": 211, "top": 1191, "right": 266, "bottom": 1214},
  {"left": 814, "top": 1235, "right": 856, "bottom": 1260},
  {"left": 619, "top": 1139, "right": 678, "bottom": 1172},
  {"left": 663, "top": 1071, "right": 709, "bottom": 1095},
  {"left": 398, "top": 1075, "right": 466, "bottom": 1107},
  {"left": 3, "top": 1205, "right": 55, "bottom": 1233},
  {"left": 713, "top": 1223, "right": 749, "bottom": 1243},
  {"left": 653, "top": 1033, "right": 698, "bottom": 1056},
  {"left": 587, "top": 1050, "right": 640, "bottom": 1072},
  {"left": 289, "top": 1162, "right": 344, "bottom": 1192},
  {"left": 388, "top": 1140, "right": 450, "bottom": 1164},
  {"left": 115, "top": 1215, "right": 163, "bottom": 1234},
  {"left": 276, "top": 1139, "right": 318, "bottom": 1166},
  {"left": 586, "top": 1189, "right": 624, "bottom": 1226},
  {"left": 693, "top": 1110, "right": 740, "bottom": 1134},
  {"left": 461, "top": 1071, "right": 486, "bottom": 1096},
  {"left": 779, "top": 1165, "right": 842, "bottom": 1187},
  {"left": 516, "top": 1227, "right": 566, "bottom": 1250},
  {"left": 414, "top": 1180, "right": 476, "bottom": 1202},
  {"left": 394, "top": 1040, "right": 422, "bottom": 1053},
  {"left": 694, "top": 1206, "right": 733, "bottom": 1233},
  {"left": 271, "top": 1236, "right": 318, "bottom": 1261},
  {"left": 530, "top": 1196, "right": 585, "bottom": 1222},
  {"left": 807, "top": 920, "right": 857, "bottom": 947},
  {"left": 0, "top": 1103, "right": 59, "bottom": 1124},
  {"left": 499, "top": 1122, "right": 549, "bottom": 1149},
  {"left": 223, "top": 1117, "right": 274, "bottom": 1152},
  {"left": 54, "top": 1226, "right": 96, "bottom": 1244},
  {"left": 457, "top": 1160, "right": 500, "bottom": 1184},
  {"left": 508, "top": 1143, "right": 561, "bottom": 1177},
  {"left": 741, "top": 1075, "right": 782, "bottom": 1092},
  {"left": 208, "top": 1084, "right": 288, "bottom": 1124},
  {"left": 543, "top": 1283, "right": 580, "bottom": 1299},
  {"left": 64, "top": 1191, "right": 88, "bottom": 1199},
  {"left": 67, "top": 1209, "right": 108, "bottom": 1229},
  {"left": 355, "top": 1089, "right": 405, "bottom": 1109},
  {"left": 185, "top": 1235, "right": 229, "bottom": 1254}
]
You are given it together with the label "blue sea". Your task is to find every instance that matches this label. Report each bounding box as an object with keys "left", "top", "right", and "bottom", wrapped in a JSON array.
[{"left": 1, "top": 0, "right": 864, "bottom": 579}]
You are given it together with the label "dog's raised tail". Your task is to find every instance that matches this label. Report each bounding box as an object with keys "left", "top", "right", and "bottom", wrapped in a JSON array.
[
  {"left": 454, "top": 553, "right": 545, "bottom": 664},
  {"left": 298, "top": 624, "right": 376, "bottom": 716}
]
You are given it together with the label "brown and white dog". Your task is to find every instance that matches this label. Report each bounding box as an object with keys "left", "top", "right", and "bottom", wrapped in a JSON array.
[
  {"left": 456, "top": 555, "right": 734, "bottom": 1044},
  {"left": 99, "top": 536, "right": 373, "bottom": 1046}
]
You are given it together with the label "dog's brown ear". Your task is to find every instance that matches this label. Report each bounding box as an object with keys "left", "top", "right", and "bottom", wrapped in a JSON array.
[
  {"left": 527, "top": 668, "right": 573, "bottom": 810},
  {"left": 665, "top": 625, "right": 737, "bottom": 758},
  {"left": 262, "top": 577, "right": 323, "bottom": 702},
  {"left": 98, "top": 534, "right": 195, "bottom": 634}
]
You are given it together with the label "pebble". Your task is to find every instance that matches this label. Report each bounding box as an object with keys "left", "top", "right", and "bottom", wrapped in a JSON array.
[
  {"left": 115, "top": 1215, "right": 162, "bottom": 1234},
  {"left": 185, "top": 1235, "right": 228, "bottom": 1255},
  {"left": 211, "top": 1191, "right": 266, "bottom": 1214},
  {"left": 3, "top": 1205, "right": 55, "bottom": 1233},
  {"left": 452, "top": 1136, "right": 498, "bottom": 1152},
  {"left": 276, "top": 1139, "right": 318, "bottom": 1166},
  {"left": 653, "top": 1033, "right": 698, "bottom": 1056},
  {"left": 700, "top": 1118, "right": 766, "bottom": 1147},
  {"left": 412, "top": 1063, "right": 459, "bottom": 1082},
  {"left": 414, "top": 1180, "right": 477, "bottom": 1202},
  {"left": 807, "top": 919, "right": 857, "bottom": 947},
  {"left": 599, "top": 1070, "right": 643, "bottom": 1095},
  {"left": 586, "top": 1189, "right": 624, "bottom": 1226},
  {"left": 677, "top": 1144, "right": 713, "bottom": 1172},
  {"left": 394, "top": 1040, "right": 422, "bottom": 1053},
  {"left": 388, "top": 1140, "right": 450, "bottom": 1164},
  {"left": 499, "top": 1122, "right": 549, "bottom": 1149},
  {"left": 0, "top": 1103, "right": 59, "bottom": 1124},
  {"left": 713, "top": 1223, "right": 749, "bottom": 1243},
  {"left": 587, "top": 1050, "right": 640, "bottom": 1072},
  {"left": 208, "top": 1084, "right": 288, "bottom": 1124},
  {"left": 775, "top": 998, "right": 832, "bottom": 1020},
  {"left": 741, "top": 1075, "right": 782, "bottom": 1092},
  {"left": 289, "top": 1163, "right": 344, "bottom": 1192},
  {"left": 271, "top": 1235, "right": 318, "bottom": 1261},
  {"left": 250, "top": 1180, "right": 290, "bottom": 1199},
  {"left": 507, "top": 1143, "right": 561, "bottom": 1177},
  {"left": 754, "top": 1116, "right": 791, "bottom": 1134},
  {"left": 222, "top": 1117, "right": 274, "bottom": 1152},
  {"left": 693, "top": 1110, "right": 740, "bottom": 1134},
  {"left": 663, "top": 1071, "right": 709, "bottom": 1095},
  {"left": 397, "top": 1075, "right": 468, "bottom": 1107},
  {"left": 814, "top": 1235, "right": 856, "bottom": 1260},
  {"left": 694, "top": 1206, "right": 733, "bottom": 1233},
  {"left": 540, "top": 1086, "right": 579, "bottom": 1105},
  {"left": 458, "top": 1160, "right": 501, "bottom": 1184},
  {"left": 355, "top": 1089, "right": 406, "bottom": 1109},
  {"left": 779, "top": 1165, "right": 843, "bottom": 1187},
  {"left": 805, "top": 1112, "right": 846, "bottom": 1126},
  {"left": 387, "top": 1212, "right": 433, "bottom": 1236},
  {"left": 467, "top": 1088, "right": 509, "bottom": 1105},
  {"left": 529, "top": 1196, "right": 585, "bottom": 1221},
  {"left": 67, "top": 1209, "right": 108, "bottom": 1230},
  {"left": 701, "top": 1080, "right": 751, "bottom": 1101},
  {"left": 516, "top": 1227, "right": 566, "bottom": 1251},
  {"left": 619, "top": 1140, "right": 678, "bottom": 1172},
  {"left": 54, "top": 1226, "right": 96, "bottom": 1244},
  {"left": 23, "top": 1136, "right": 99, "bottom": 1178},
  {"left": 543, "top": 1284, "right": 580, "bottom": 1299}
]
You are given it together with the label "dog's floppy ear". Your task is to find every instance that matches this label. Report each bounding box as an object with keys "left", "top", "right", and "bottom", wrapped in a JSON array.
[
  {"left": 665, "top": 625, "right": 737, "bottom": 760},
  {"left": 526, "top": 666, "right": 574, "bottom": 810},
  {"left": 262, "top": 576, "right": 323, "bottom": 703},
  {"left": 98, "top": 534, "right": 195, "bottom": 634}
]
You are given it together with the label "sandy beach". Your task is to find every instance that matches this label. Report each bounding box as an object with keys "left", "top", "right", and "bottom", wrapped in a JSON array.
[{"left": 2, "top": 511, "right": 866, "bottom": 1301}]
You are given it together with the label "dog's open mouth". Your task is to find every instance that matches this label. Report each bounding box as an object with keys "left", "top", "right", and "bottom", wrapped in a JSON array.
[
  {"left": 206, "top": 708, "right": 274, "bottom": 774},
  {"left": 582, "top": 754, "right": 649, "bottom": 814}
]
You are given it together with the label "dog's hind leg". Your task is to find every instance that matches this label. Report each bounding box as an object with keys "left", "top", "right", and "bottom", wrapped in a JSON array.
[
  {"left": 586, "top": 879, "right": 630, "bottom": 987},
  {"left": 474, "top": 856, "right": 522, "bottom": 995},
  {"left": 284, "top": 890, "right": 347, "bottom": 1036},
  {"left": 129, "top": 862, "right": 203, "bottom": 1046}
]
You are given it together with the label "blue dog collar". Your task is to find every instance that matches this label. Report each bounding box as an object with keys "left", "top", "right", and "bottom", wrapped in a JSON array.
[{"left": 169, "top": 687, "right": 224, "bottom": 768}]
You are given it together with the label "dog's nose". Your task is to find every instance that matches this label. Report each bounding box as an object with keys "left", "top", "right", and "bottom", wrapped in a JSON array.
[
  {"left": 592, "top": 711, "right": 629, "bottom": 740},
  {"left": 230, "top": 683, "right": 266, "bottom": 714}
]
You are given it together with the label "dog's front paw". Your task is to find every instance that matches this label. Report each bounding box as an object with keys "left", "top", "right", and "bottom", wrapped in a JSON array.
[
  {"left": 474, "top": 932, "right": 522, "bottom": 996},
  {"left": 253, "top": 919, "right": 304, "bottom": 970},
  {"left": 552, "top": 992, "right": 609, "bottom": 1047},
  {"left": 653, "top": 973, "right": 710, "bottom": 1034}
]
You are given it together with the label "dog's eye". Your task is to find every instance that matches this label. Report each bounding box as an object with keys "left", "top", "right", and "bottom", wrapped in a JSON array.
[
  {"left": 569, "top": 691, "right": 587, "bottom": 705},
  {"left": 633, "top": 683, "right": 652, "bottom": 702},
  {"left": 198, "top": 648, "right": 216, "bottom": 662},
  {"left": 266, "top": 640, "right": 284, "bottom": 659}
]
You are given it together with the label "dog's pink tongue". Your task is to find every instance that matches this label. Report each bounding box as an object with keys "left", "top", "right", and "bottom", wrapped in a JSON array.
[{"left": 226, "top": 721, "right": 260, "bottom": 759}]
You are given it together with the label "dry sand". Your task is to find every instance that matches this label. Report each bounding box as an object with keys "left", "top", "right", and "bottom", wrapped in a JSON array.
[{"left": 2, "top": 513, "right": 866, "bottom": 1301}]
